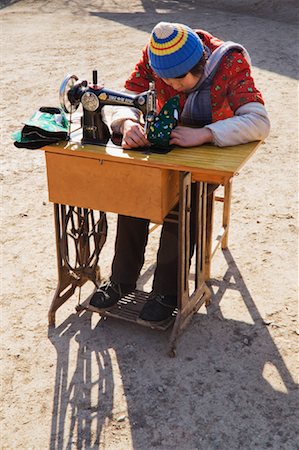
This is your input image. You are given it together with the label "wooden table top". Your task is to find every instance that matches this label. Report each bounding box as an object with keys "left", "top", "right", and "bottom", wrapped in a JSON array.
[{"left": 42, "top": 135, "right": 262, "bottom": 184}]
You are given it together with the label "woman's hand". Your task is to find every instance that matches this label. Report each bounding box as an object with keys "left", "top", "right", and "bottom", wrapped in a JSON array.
[
  {"left": 121, "top": 119, "right": 150, "bottom": 149},
  {"left": 170, "top": 126, "right": 213, "bottom": 147}
]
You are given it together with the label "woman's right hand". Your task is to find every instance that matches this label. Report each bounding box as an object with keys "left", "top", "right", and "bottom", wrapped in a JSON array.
[{"left": 121, "top": 119, "right": 150, "bottom": 149}]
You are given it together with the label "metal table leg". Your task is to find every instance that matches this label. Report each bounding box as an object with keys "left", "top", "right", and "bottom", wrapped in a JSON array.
[
  {"left": 168, "top": 173, "right": 211, "bottom": 356},
  {"left": 48, "top": 204, "right": 107, "bottom": 326}
]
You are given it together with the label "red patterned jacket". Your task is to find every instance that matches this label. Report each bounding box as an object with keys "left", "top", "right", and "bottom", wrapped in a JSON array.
[{"left": 124, "top": 29, "right": 264, "bottom": 123}]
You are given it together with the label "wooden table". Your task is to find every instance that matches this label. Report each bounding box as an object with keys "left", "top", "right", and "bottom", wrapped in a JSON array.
[{"left": 42, "top": 137, "right": 261, "bottom": 355}]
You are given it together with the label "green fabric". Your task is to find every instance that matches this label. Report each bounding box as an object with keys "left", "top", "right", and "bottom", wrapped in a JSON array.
[
  {"left": 24, "top": 109, "right": 69, "bottom": 133},
  {"left": 147, "top": 96, "right": 180, "bottom": 147},
  {"left": 12, "top": 130, "right": 26, "bottom": 142},
  {"left": 12, "top": 107, "right": 69, "bottom": 149}
]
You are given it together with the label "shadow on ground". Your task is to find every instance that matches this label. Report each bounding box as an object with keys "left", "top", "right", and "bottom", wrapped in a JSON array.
[
  {"left": 88, "top": 5, "right": 298, "bottom": 80},
  {"left": 2, "top": 1, "right": 297, "bottom": 79},
  {"left": 48, "top": 250, "right": 298, "bottom": 450},
  {"left": 1, "top": 0, "right": 297, "bottom": 25}
]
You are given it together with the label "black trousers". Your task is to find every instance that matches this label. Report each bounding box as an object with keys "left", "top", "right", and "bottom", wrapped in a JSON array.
[{"left": 110, "top": 183, "right": 217, "bottom": 296}]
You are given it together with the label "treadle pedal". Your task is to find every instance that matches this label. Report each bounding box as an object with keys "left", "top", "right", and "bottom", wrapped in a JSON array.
[{"left": 78, "top": 289, "right": 176, "bottom": 331}]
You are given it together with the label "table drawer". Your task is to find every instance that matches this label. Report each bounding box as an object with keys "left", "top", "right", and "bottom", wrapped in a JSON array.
[{"left": 45, "top": 152, "right": 179, "bottom": 223}]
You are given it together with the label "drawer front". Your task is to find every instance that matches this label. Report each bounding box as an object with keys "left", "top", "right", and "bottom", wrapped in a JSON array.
[{"left": 45, "top": 152, "right": 179, "bottom": 223}]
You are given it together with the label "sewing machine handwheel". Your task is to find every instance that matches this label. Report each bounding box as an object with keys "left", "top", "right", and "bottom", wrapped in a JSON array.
[{"left": 59, "top": 74, "right": 79, "bottom": 113}]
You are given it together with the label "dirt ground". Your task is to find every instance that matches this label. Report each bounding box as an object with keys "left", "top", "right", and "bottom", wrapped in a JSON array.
[{"left": 1, "top": 1, "right": 298, "bottom": 449}]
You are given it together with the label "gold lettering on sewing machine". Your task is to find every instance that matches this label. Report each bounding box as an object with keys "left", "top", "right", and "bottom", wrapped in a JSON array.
[{"left": 108, "top": 95, "right": 134, "bottom": 105}]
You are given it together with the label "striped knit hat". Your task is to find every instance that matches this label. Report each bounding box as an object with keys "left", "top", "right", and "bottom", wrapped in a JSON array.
[{"left": 148, "top": 22, "right": 204, "bottom": 78}]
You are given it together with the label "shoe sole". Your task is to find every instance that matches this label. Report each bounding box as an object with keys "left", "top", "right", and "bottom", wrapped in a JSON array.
[
  {"left": 136, "top": 316, "right": 174, "bottom": 328},
  {"left": 87, "top": 303, "right": 118, "bottom": 313}
]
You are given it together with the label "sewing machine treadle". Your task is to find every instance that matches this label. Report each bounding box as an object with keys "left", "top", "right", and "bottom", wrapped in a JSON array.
[{"left": 76, "top": 289, "right": 176, "bottom": 331}]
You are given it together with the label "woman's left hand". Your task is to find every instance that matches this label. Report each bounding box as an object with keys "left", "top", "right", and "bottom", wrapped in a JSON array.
[{"left": 169, "top": 126, "right": 213, "bottom": 147}]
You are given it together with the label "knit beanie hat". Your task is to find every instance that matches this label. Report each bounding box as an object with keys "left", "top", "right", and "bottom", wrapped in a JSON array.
[{"left": 148, "top": 22, "right": 204, "bottom": 78}]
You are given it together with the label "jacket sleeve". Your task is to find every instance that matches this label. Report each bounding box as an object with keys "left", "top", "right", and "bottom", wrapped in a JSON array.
[
  {"left": 102, "top": 46, "right": 154, "bottom": 133},
  {"left": 102, "top": 92, "right": 142, "bottom": 134},
  {"left": 205, "top": 102, "right": 270, "bottom": 147},
  {"left": 124, "top": 45, "right": 154, "bottom": 92}
]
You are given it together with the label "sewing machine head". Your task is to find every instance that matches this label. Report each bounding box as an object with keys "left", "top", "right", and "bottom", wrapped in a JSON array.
[{"left": 59, "top": 70, "right": 156, "bottom": 145}]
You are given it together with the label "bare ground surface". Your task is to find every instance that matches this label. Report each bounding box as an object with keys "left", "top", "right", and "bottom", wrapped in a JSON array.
[{"left": 1, "top": 1, "right": 298, "bottom": 449}]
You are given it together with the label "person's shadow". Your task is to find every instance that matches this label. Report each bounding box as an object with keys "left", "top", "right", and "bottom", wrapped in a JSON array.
[{"left": 48, "top": 249, "right": 297, "bottom": 450}]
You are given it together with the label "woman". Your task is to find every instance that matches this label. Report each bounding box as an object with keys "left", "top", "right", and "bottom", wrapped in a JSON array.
[{"left": 89, "top": 21, "right": 270, "bottom": 324}]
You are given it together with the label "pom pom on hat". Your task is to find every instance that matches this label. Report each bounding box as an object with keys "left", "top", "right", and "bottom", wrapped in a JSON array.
[{"left": 148, "top": 22, "right": 204, "bottom": 78}]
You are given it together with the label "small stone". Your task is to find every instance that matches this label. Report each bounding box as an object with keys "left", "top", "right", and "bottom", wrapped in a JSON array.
[
  {"left": 263, "top": 320, "right": 272, "bottom": 325},
  {"left": 243, "top": 338, "right": 249, "bottom": 345},
  {"left": 157, "top": 386, "right": 165, "bottom": 393},
  {"left": 116, "top": 415, "right": 126, "bottom": 422}
]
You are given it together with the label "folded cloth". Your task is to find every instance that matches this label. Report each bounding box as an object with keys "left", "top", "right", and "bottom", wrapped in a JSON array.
[
  {"left": 147, "top": 95, "right": 180, "bottom": 152},
  {"left": 12, "top": 107, "right": 69, "bottom": 149}
]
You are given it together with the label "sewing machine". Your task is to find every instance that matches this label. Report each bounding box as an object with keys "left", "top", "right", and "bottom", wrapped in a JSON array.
[{"left": 59, "top": 70, "right": 156, "bottom": 145}]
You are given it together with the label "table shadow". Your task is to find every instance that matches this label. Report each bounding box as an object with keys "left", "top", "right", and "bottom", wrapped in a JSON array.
[{"left": 47, "top": 249, "right": 298, "bottom": 450}]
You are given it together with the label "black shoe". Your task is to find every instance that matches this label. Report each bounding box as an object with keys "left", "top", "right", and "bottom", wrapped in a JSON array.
[
  {"left": 138, "top": 293, "right": 177, "bottom": 324},
  {"left": 89, "top": 280, "right": 135, "bottom": 312}
]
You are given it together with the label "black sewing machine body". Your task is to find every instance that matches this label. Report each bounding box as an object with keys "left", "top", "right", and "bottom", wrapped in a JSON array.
[{"left": 59, "top": 71, "right": 156, "bottom": 145}]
